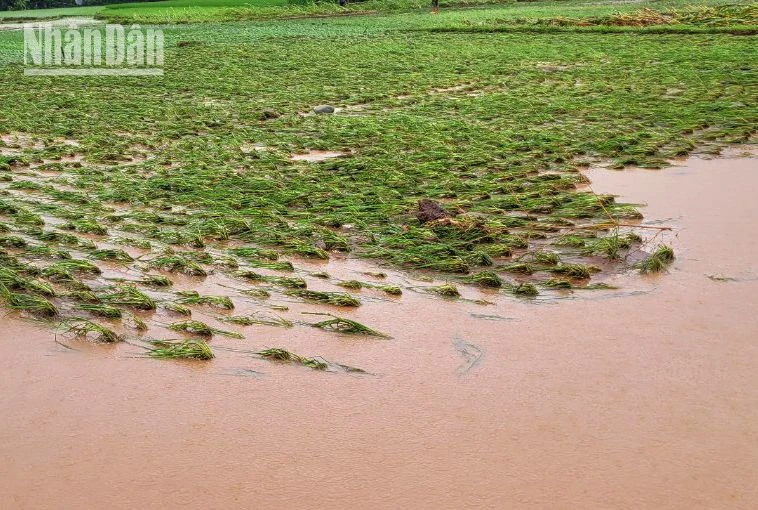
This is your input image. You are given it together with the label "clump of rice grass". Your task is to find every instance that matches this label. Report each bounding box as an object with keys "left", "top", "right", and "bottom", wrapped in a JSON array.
[
  {"left": 61, "top": 220, "right": 107, "bottom": 235},
  {"left": 27, "top": 245, "right": 72, "bottom": 260},
  {"left": 428, "top": 283, "right": 460, "bottom": 297},
  {"left": 138, "top": 274, "right": 172, "bottom": 287},
  {"left": 235, "top": 269, "right": 307, "bottom": 288},
  {"left": 45, "top": 259, "right": 101, "bottom": 276},
  {"left": 0, "top": 268, "right": 55, "bottom": 296},
  {"left": 62, "top": 318, "right": 120, "bottom": 342},
  {"left": 532, "top": 250, "right": 560, "bottom": 265},
  {"left": 64, "top": 290, "right": 100, "bottom": 302},
  {"left": 0, "top": 235, "right": 28, "bottom": 248},
  {"left": 583, "top": 232, "right": 639, "bottom": 259},
  {"left": 99, "top": 284, "right": 156, "bottom": 310},
  {"left": 247, "top": 260, "right": 294, "bottom": 271},
  {"left": 162, "top": 301, "right": 192, "bottom": 316},
  {"left": 286, "top": 289, "right": 360, "bottom": 306},
  {"left": 636, "top": 245, "right": 675, "bottom": 273},
  {"left": 88, "top": 249, "right": 134, "bottom": 262},
  {"left": 74, "top": 303, "right": 123, "bottom": 318},
  {"left": 168, "top": 320, "right": 243, "bottom": 338},
  {"left": 0, "top": 283, "right": 58, "bottom": 316},
  {"left": 38, "top": 230, "right": 80, "bottom": 246},
  {"left": 462, "top": 270, "right": 503, "bottom": 288},
  {"left": 554, "top": 235, "right": 587, "bottom": 248},
  {"left": 337, "top": 280, "right": 363, "bottom": 290},
  {"left": 550, "top": 263, "right": 596, "bottom": 279},
  {"left": 228, "top": 247, "right": 279, "bottom": 260},
  {"left": 509, "top": 282, "right": 539, "bottom": 297},
  {"left": 540, "top": 278, "right": 574, "bottom": 289},
  {"left": 149, "top": 255, "right": 207, "bottom": 276},
  {"left": 257, "top": 348, "right": 327, "bottom": 370},
  {"left": 175, "top": 292, "right": 234, "bottom": 310},
  {"left": 220, "top": 313, "right": 292, "bottom": 328},
  {"left": 307, "top": 313, "right": 388, "bottom": 337},
  {"left": 147, "top": 339, "right": 214, "bottom": 360},
  {"left": 240, "top": 288, "right": 271, "bottom": 299},
  {"left": 112, "top": 237, "right": 152, "bottom": 249},
  {"left": 124, "top": 311, "right": 148, "bottom": 331},
  {"left": 286, "top": 243, "right": 329, "bottom": 260}
]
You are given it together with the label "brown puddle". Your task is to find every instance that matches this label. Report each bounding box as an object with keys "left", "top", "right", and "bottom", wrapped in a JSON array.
[{"left": 2, "top": 154, "right": 758, "bottom": 508}]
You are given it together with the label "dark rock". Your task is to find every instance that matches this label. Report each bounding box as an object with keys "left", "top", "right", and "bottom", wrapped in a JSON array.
[
  {"left": 260, "top": 109, "right": 280, "bottom": 120},
  {"left": 313, "top": 105, "right": 336, "bottom": 114},
  {"left": 415, "top": 199, "right": 452, "bottom": 224}
]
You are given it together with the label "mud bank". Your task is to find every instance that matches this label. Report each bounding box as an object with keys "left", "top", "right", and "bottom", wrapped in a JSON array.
[{"left": 1, "top": 153, "right": 757, "bottom": 509}]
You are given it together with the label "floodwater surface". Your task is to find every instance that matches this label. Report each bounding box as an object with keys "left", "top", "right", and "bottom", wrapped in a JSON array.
[{"left": 1, "top": 153, "right": 757, "bottom": 509}]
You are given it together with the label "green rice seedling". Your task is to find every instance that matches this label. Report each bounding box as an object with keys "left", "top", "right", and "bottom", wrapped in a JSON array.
[
  {"left": 124, "top": 312, "right": 148, "bottom": 331},
  {"left": 462, "top": 270, "right": 503, "bottom": 288},
  {"left": 257, "top": 348, "right": 327, "bottom": 371},
  {"left": 500, "top": 263, "right": 534, "bottom": 275},
  {"left": 550, "top": 263, "right": 596, "bottom": 279},
  {"left": 311, "top": 271, "right": 330, "bottom": 279},
  {"left": 0, "top": 284, "right": 58, "bottom": 316},
  {"left": 64, "top": 290, "right": 100, "bottom": 303},
  {"left": 553, "top": 235, "right": 587, "bottom": 248},
  {"left": 75, "top": 303, "right": 123, "bottom": 319},
  {"left": 99, "top": 284, "right": 156, "bottom": 310},
  {"left": 88, "top": 249, "right": 134, "bottom": 262},
  {"left": 112, "top": 237, "right": 152, "bottom": 250},
  {"left": 510, "top": 282, "right": 539, "bottom": 297},
  {"left": 138, "top": 274, "right": 173, "bottom": 287},
  {"left": 149, "top": 255, "right": 207, "bottom": 277},
  {"left": 0, "top": 222, "right": 10, "bottom": 233},
  {"left": 235, "top": 269, "right": 306, "bottom": 288},
  {"left": 337, "top": 280, "right": 363, "bottom": 290},
  {"left": 0, "top": 268, "right": 54, "bottom": 295},
  {"left": 62, "top": 318, "right": 120, "bottom": 343},
  {"left": 27, "top": 245, "right": 72, "bottom": 260},
  {"left": 582, "top": 232, "right": 639, "bottom": 259},
  {"left": 533, "top": 250, "right": 560, "bottom": 265},
  {"left": 147, "top": 339, "right": 214, "bottom": 360},
  {"left": 40, "top": 265, "right": 75, "bottom": 282},
  {"left": 366, "top": 283, "right": 402, "bottom": 295},
  {"left": 61, "top": 220, "right": 107, "bottom": 235},
  {"left": 228, "top": 247, "right": 279, "bottom": 261},
  {"left": 286, "top": 243, "right": 329, "bottom": 260},
  {"left": 175, "top": 293, "right": 234, "bottom": 310},
  {"left": 636, "top": 245, "right": 675, "bottom": 273},
  {"left": 540, "top": 278, "right": 573, "bottom": 289},
  {"left": 12, "top": 209, "right": 44, "bottom": 226},
  {"left": 428, "top": 284, "right": 461, "bottom": 297},
  {"left": 38, "top": 230, "right": 80, "bottom": 246},
  {"left": 168, "top": 320, "right": 243, "bottom": 339},
  {"left": 467, "top": 251, "right": 494, "bottom": 267},
  {"left": 308, "top": 313, "right": 388, "bottom": 337},
  {"left": 212, "top": 256, "right": 239, "bottom": 269},
  {"left": 286, "top": 289, "right": 360, "bottom": 307},
  {"left": 0, "top": 235, "right": 28, "bottom": 248},
  {"left": 240, "top": 288, "right": 271, "bottom": 299},
  {"left": 162, "top": 302, "right": 192, "bottom": 316},
  {"left": 46, "top": 259, "right": 101, "bottom": 276},
  {"left": 220, "top": 313, "right": 293, "bottom": 328},
  {"left": 246, "top": 260, "right": 294, "bottom": 271}
]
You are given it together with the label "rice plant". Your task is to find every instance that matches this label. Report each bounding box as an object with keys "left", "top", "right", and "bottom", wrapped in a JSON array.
[
  {"left": 168, "top": 320, "right": 243, "bottom": 338},
  {"left": 62, "top": 318, "right": 120, "bottom": 343},
  {"left": 220, "top": 313, "right": 293, "bottom": 328},
  {"left": 88, "top": 249, "right": 134, "bottom": 262},
  {"left": 286, "top": 289, "right": 360, "bottom": 306},
  {"left": 149, "top": 255, "right": 207, "bottom": 276},
  {"left": 99, "top": 284, "right": 156, "bottom": 310},
  {"left": 462, "top": 271, "right": 503, "bottom": 288},
  {"left": 636, "top": 245, "right": 675, "bottom": 273},
  {"left": 308, "top": 313, "right": 388, "bottom": 337},
  {"left": 147, "top": 339, "right": 214, "bottom": 360},
  {"left": 257, "top": 348, "right": 328, "bottom": 370},
  {"left": 0, "top": 283, "right": 58, "bottom": 316},
  {"left": 74, "top": 303, "right": 123, "bottom": 319}
]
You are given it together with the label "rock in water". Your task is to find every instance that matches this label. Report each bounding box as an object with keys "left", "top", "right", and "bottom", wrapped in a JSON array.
[
  {"left": 416, "top": 199, "right": 452, "bottom": 224},
  {"left": 313, "top": 105, "right": 336, "bottom": 114}
]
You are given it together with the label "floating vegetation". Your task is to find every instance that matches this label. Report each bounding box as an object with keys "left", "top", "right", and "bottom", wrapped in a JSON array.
[
  {"left": 509, "top": 282, "right": 539, "bottom": 297},
  {"left": 550, "top": 263, "right": 596, "bottom": 279},
  {"left": 220, "top": 313, "right": 292, "bottom": 328},
  {"left": 257, "top": 348, "right": 328, "bottom": 370},
  {"left": 228, "top": 247, "right": 279, "bottom": 260},
  {"left": 636, "top": 245, "right": 675, "bottom": 273},
  {"left": 247, "top": 260, "right": 294, "bottom": 271},
  {"left": 147, "top": 339, "right": 214, "bottom": 360},
  {"left": 240, "top": 288, "right": 271, "bottom": 299},
  {"left": 337, "top": 280, "right": 363, "bottom": 290},
  {"left": 62, "top": 318, "right": 120, "bottom": 343},
  {"left": 99, "top": 284, "right": 156, "bottom": 310},
  {"left": 308, "top": 313, "right": 388, "bottom": 337},
  {"left": 286, "top": 289, "right": 360, "bottom": 307},
  {"left": 583, "top": 232, "right": 640, "bottom": 259},
  {"left": 168, "top": 320, "right": 243, "bottom": 338}
]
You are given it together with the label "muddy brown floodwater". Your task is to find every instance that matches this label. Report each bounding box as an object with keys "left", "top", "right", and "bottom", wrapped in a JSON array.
[{"left": 1, "top": 153, "right": 757, "bottom": 509}]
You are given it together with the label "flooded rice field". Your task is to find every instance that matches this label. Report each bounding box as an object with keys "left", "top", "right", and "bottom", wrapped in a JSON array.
[{"left": 1, "top": 152, "right": 757, "bottom": 508}]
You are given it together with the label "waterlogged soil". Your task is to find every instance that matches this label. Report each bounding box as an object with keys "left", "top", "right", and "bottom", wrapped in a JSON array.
[{"left": 1, "top": 153, "right": 757, "bottom": 508}]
